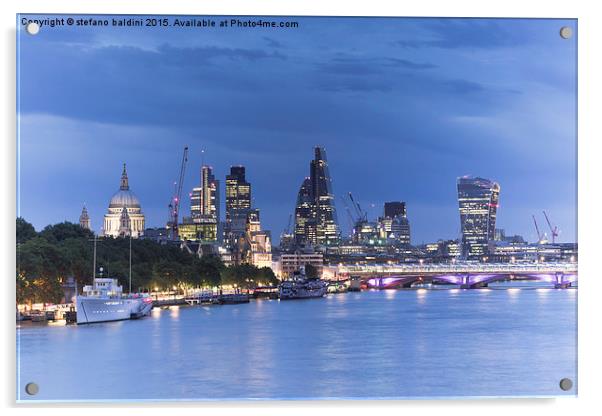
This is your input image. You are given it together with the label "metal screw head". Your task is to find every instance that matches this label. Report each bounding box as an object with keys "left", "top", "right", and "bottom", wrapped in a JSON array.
[
  {"left": 560, "top": 26, "right": 572, "bottom": 39},
  {"left": 26, "top": 22, "right": 40, "bottom": 35},
  {"left": 559, "top": 378, "right": 573, "bottom": 391},
  {"left": 25, "top": 382, "right": 39, "bottom": 395}
]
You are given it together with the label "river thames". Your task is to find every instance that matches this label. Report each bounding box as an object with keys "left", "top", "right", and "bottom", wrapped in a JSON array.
[{"left": 17, "top": 282, "right": 577, "bottom": 401}]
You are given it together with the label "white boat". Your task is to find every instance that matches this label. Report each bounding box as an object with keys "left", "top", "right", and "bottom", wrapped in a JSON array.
[
  {"left": 76, "top": 278, "right": 153, "bottom": 324},
  {"left": 76, "top": 235, "right": 152, "bottom": 324},
  {"left": 279, "top": 267, "right": 328, "bottom": 300}
]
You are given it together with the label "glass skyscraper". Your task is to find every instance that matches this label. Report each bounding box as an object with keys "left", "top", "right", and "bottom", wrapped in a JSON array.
[
  {"left": 457, "top": 176, "right": 500, "bottom": 259},
  {"left": 294, "top": 177, "right": 316, "bottom": 245},
  {"left": 225, "top": 165, "right": 252, "bottom": 253},
  {"left": 225, "top": 165, "right": 251, "bottom": 220},
  {"left": 184, "top": 165, "right": 219, "bottom": 243},
  {"left": 293, "top": 147, "right": 340, "bottom": 247}
]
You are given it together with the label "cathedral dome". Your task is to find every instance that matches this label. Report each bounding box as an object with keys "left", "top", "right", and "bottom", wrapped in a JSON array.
[
  {"left": 108, "top": 164, "right": 141, "bottom": 209},
  {"left": 109, "top": 189, "right": 141, "bottom": 208},
  {"left": 103, "top": 163, "right": 145, "bottom": 239}
]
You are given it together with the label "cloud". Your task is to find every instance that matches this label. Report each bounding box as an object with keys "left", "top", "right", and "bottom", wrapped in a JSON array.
[
  {"left": 263, "top": 36, "right": 284, "bottom": 48},
  {"left": 394, "top": 19, "right": 526, "bottom": 50}
]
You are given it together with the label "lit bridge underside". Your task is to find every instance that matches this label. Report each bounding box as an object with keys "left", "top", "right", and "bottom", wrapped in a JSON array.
[{"left": 336, "top": 263, "right": 578, "bottom": 289}]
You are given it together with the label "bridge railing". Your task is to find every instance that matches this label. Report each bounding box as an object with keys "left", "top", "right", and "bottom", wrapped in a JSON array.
[{"left": 335, "top": 262, "right": 577, "bottom": 275}]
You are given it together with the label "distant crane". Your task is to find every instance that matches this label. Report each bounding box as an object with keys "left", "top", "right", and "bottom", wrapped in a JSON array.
[
  {"left": 542, "top": 210, "right": 559, "bottom": 244},
  {"left": 167, "top": 146, "right": 189, "bottom": 241},
  {"left": 532, "top": 214, "right": 544, "bottom": 243},
  {"left": 348, "top": 192, "right": 367, "bottom": 223},
  {"left": 339, "top": 196, "right": 357, "bottom": 232},
  {"left": 283, "top": 213, "right": 293, "bottom": 235}
]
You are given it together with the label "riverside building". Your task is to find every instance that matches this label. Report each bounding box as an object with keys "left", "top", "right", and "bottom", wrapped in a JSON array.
[{"left": 457, "top": 176, "right": 500, "bottom": 259}]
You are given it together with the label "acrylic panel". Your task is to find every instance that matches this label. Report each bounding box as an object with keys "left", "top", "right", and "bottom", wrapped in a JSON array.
[{"left": 16, "top": 14, "right": 578, "bottom": 402}]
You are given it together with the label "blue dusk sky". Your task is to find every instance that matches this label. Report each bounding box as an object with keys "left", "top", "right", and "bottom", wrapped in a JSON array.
[{"left": 17, "top": 15, "right": 577, "bottom": 244}]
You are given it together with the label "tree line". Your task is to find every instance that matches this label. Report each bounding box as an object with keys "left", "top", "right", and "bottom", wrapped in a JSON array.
[{"left": 16, "top": 218, "right": 278, "bottom": 305}]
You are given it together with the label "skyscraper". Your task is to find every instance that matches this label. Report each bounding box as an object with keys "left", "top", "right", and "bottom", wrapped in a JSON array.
[
  {"left": 311, "top": 147, "right": 340, "bottom": 245},
  {"left": 191, "top": 165, "right": 219, "bottom": 221},
  {"left": 225, "top": 166, "right": 252, "bottom": 257},
  {"left": 225, "top": 166, "right": 251, "bottom": 220},
  {"left": 457, "top": 176, "right": 500, "bottom": 259},
  {"left": 181, "top": 165, "right": 220, "bottom": 242},
  {"left": 294, "top": 177, "right": 316, "bottom": 245},
  {"left": 293, "top": 147, "right": 340, "bottom": 247},
  {"left": 378, "top": 201, "right": 410, "bottom": 245},
  {"left": 384, "top": 201, "right": 406, "bottom": 219}
]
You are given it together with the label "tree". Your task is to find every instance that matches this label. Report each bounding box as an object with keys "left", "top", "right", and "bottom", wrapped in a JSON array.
[
  {"left": 17, "top": 237, "right": 68, "bottom": 304},
  {"left": 257, "top": 267, "right": 279, "bottom": 286},
  {"left": 16, "top": 217, "right": 37, "bottom": 244},
  {"left": 40, "top": 222, "right": 93, "bottom": 243}
]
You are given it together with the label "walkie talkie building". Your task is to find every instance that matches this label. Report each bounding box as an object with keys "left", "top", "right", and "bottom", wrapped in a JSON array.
[{"left": 457, "top": 176, "right": 500, "bottom": 259}]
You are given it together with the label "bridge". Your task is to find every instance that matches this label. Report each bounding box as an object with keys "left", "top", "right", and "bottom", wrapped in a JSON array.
[{"left": 334, "top": 263, "right": 578, "bottom": 289}]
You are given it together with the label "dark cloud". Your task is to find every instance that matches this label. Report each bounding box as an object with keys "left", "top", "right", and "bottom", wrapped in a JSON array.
[
  {"left": 394, "top": 19, "right": 525, "bottom": 50},
  {"left": 263, "top": 36, "right": 284, "bottom": 48},
  {"left": 316, "top": 56, "right": 436, "bottom": 75}
]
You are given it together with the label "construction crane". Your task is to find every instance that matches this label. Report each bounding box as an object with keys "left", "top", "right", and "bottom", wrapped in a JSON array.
[
  {"left": 339, "top": 196, "right": 357, "bottom": 234},
  {"left": 167, "top": 146, "right": 189, "bottom": 241},
  {"left": 283, "top": 214, "right": 293, "bottom": 235},
  {"left": 348, "top": 192, "right": 367, "bottom": 222},
  {"left": 532, "top": 214, "right": 544, "bottom": 244},
  {"left": 542, "top": 211, "right": 559, "bottom": 244}
]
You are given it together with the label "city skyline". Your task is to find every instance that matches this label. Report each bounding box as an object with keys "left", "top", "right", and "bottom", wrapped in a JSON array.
[{"left": 17, "top": 16, "right": 577, "bottom": 243}]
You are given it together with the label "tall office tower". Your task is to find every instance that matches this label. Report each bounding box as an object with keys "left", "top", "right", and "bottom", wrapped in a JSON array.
[
  {"left": 225, "top": 166, "right": 251, "bottom": 220},
  {"left": 384, "top": 201, "right": 406, "bottom": 219},
  {"left": 225, "top": 166, "right": 252, "bottom": 255},
  {"left": 310, "top": 147, "right": 340, "bottom": 246},
  {"left": 292, "top": 147, "right": 340, "bottom": 247},
  {"left": 190, "top": 165, "right": 220, "bottom": 220},
  {"left": 294, "top": 177, "right": 317, "bottom": 245},
  {"left": 379, "top": 201, "right": 411, "bottom": 245},
  {"left": 200, "top": 166, "right": 219, "bottom": 219},
  {"left": 457, "top": 176, "right": 500, "bottom": 259}
]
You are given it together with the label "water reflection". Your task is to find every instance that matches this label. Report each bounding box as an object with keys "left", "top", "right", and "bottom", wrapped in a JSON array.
[{"left": 18, "top": 288, "right": 577, "bottom": 401}]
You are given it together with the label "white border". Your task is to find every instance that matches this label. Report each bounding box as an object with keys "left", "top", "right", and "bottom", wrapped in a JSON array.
[{"left": 2, "top": 1, "right": 601, "bottom": 415}]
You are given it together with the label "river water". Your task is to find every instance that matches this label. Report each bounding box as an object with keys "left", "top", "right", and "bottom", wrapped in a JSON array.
[{"left": 17, "top": 282, "right": 577, "bottom": 401}]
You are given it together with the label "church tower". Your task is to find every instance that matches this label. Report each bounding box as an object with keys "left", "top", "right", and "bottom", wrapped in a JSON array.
[
  {"left": 118, "top": 203, "right": 132, "bottom": 237},
  {"left": 79, "top": 205, "right": 91, "bottom": 230},
  {"left": 120, "top": 163, "right": 129, "bottom": 190}
]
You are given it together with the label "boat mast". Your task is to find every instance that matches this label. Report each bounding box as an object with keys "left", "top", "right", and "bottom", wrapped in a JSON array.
[
  {"left": 93, "top": 234, "right": 97, "bottom": 279},
  {"left": 129, "top": 235, "right": 132, "bottom": 294}
]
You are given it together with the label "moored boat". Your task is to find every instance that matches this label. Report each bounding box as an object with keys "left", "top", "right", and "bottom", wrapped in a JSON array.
[{"left": 278, "top": 267, "right": 328, "bottom": 300}]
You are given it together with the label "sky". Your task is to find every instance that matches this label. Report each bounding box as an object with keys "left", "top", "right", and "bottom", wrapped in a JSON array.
[{"left": 17, "top": 15, "right": 577, "bottom": 244}]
